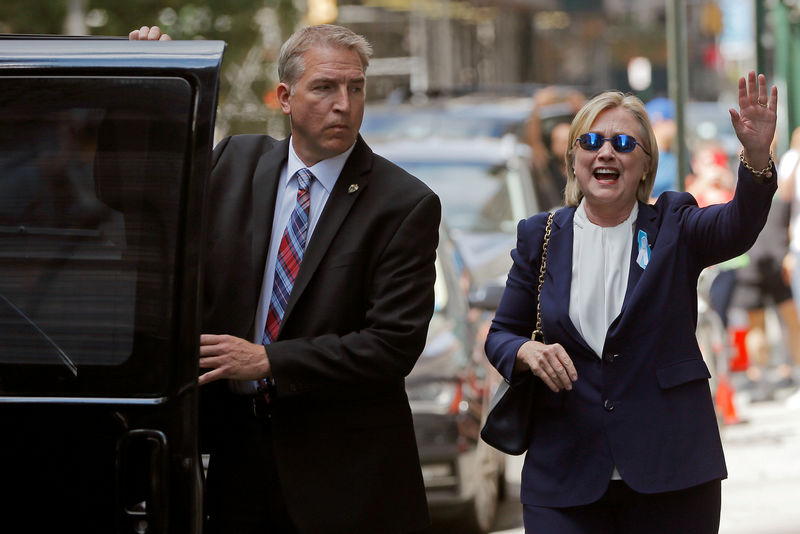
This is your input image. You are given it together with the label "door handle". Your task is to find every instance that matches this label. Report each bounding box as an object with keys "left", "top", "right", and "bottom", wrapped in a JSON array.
[{"left": 117, "top": 429, "right": 168, "bottom": 533}]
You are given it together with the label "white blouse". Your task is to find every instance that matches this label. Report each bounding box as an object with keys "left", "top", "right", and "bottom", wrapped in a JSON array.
[
  {"left": 569, "top": 200, "right": 638, "bottom": 358},
  {"left": 569, "top": 200, "right": 638, "bottom": 481}
]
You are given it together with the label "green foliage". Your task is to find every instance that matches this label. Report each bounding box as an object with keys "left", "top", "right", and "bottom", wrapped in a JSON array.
[
  {"left": 1, "top": 1, "right": 298, "bottom": 138},
  {"left": 0, "top": 1, "right": 68, "bottom": 34},
  {"left": 91, "top": 1, "right": 286, "bottom": 71}
]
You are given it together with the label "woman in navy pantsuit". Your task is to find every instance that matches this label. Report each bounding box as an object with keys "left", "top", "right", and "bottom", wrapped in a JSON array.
[{"left": 485, "top": 72, "right": 777, "bottom": 533}]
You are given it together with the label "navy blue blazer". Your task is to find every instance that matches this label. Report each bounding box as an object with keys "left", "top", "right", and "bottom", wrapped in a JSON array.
[{"left": 485, "top": 164, "right": 776, "bottom": 508}]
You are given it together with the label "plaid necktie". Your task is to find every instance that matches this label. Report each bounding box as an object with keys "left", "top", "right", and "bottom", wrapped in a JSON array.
[
  {"left": 258, "top": 168, "right": 313, "bottom": 401},
  {"left": 264, "top": 168, "right": 313, "bottom": 343}
]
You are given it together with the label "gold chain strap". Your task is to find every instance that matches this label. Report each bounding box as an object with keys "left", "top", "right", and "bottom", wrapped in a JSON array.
[{"left": 532, "top": 212, "right": 554, "bottom": 340}]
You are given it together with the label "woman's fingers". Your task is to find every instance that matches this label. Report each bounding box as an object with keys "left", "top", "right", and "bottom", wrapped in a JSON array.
[
  {"left": 737, "top": 74, "right": 748, "bottom": 110},
  {"left": 758, "top": 73, "right": 768, "bottom": 105},
  {"left": 557, "top": 350, "right": 578, "bottom": 382},
  {"left": 749, "top": 71, "right": 759, "bottom": 105},
  {"left": 730, "top": 71, "right": 777, "bottom": 166},
  {"left": 519, "top": 341, "right": 578, "bottom": 392},
  {"left": 537, "top": 371, "right": 561, "bottom": 393}
]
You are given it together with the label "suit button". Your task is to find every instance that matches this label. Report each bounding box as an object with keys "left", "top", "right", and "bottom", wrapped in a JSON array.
[
  {"left": 604, "top": 399, "right": 615, "bottom": 411},
  {"left": 604, "top": 353, "right": 617, "bottom": 363}
]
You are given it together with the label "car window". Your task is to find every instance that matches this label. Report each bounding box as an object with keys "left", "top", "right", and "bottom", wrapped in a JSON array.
[
  {"left": 0, "top": 76, "right": 193, "bottom": 396},
  {"left": 396, "top": 161, "right": 517, "bottom": 234}
]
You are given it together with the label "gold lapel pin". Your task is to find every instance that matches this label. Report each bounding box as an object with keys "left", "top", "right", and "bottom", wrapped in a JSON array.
[{"left": 348, "top": 184, "right": 359, "bottom": 194}]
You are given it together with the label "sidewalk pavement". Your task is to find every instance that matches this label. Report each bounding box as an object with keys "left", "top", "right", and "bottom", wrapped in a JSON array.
[{"left": 719, "top": 388, "right": 800, "bottom": 534}]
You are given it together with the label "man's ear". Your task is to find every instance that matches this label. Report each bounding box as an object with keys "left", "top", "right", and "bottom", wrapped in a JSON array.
[{"left": 277, "top": 83, "right": 292, "bottom": 116}]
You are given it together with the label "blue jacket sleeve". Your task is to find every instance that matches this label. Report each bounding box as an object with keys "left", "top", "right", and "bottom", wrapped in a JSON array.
[
  {"left": 484, "top": 212, "right": 550, "bottom": 384},
  {"left": 679, "top": 162, "right": 778, "bottom": 267}
]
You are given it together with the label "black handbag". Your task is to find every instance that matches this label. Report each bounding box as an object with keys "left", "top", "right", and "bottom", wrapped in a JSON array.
[{"left": 480, "top": 212, "right": 553, "bottom": 455}]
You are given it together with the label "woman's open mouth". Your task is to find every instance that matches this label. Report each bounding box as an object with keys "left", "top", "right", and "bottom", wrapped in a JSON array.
[{"left": 593, "top": 167, "right": 620, "bottom": 184}]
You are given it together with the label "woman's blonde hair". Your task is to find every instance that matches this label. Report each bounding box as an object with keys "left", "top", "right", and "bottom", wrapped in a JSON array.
[{"left": 564, "top": 91, "right": 659, "bottom": 206}]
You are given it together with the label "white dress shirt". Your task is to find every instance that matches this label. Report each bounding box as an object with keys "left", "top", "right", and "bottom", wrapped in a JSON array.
[{"left": 229, "top": 138, "right": 355, "bottom": 394}]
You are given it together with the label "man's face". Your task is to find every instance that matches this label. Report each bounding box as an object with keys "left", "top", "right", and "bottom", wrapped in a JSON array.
[{"left": 278, "top": 46, "right": 365, "bottom": 167}]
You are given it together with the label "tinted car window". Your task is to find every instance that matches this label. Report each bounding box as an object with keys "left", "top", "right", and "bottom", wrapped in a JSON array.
[{"left": 0, "top": 76, "right": 192, "bottom": 396}]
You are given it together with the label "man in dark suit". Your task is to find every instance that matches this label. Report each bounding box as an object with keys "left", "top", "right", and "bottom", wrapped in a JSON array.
[{"left": 130, "top": 24, "right": 441, "bottom": 534}]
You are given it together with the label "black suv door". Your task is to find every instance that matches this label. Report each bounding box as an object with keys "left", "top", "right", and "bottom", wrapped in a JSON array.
[{"left": 0, "top": 37, "right": 224, "bottom": 533}]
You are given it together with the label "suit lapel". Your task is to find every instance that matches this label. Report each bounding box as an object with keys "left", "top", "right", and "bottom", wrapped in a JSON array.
[
  {"left": 546, "top": 202, "right": 660, "bottom": 353},
  {"left": 250, "top": 138, "right": 289, "bottom": 287},
  {"left": 546, "top": 207, "right": 573, "bottom": 327},
  {"left": 622, "top": 201, "right": 659, "bottom": 307},
  {"left": 280, "top": 136, "right": 372, "bottom": 331},
  {"left": 607, "top": 201, "right": 660, "bottom": 338},
  {"left": 545, "top": 207, "right": 594, "bottom": 355}
]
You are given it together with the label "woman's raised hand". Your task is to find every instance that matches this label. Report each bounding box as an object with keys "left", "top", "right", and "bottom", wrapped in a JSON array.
[{"left": 729, "top": 71, "right": 777, "bottom": 170}]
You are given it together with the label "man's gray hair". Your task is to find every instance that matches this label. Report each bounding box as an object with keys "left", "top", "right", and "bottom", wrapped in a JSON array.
[{"left": 278, "top": 24, "right": 373, "bottom": 88}]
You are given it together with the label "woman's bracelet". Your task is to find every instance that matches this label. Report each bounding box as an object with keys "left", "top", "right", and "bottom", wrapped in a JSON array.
[{"left": 740, "top": 150, "right": 775, "bottom": 179}]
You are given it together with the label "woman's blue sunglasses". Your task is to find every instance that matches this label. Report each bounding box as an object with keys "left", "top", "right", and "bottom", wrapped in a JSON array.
[{"left": 577, "top": 133, "right": 650, "bottom": 155}]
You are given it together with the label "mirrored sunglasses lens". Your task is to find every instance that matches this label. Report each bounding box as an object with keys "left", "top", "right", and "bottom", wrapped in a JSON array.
[
  {"left": 579, "top": 133, "right": 601, "bottom": 150},
  {"left": 613, "top": 135, "right": 636, "bottom": 152}
]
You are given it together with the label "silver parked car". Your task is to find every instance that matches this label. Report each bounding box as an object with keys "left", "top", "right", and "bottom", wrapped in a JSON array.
[
  {"left": 373, "top": 135, "right": 542, "bottom": 308},
  {"left": 407, "top": 222, "right": 505, "bottom": 533}
]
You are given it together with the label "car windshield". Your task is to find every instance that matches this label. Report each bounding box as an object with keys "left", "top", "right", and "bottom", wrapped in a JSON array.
[{"left": 392, "top": 161, "right": 520, "bottom": 234}]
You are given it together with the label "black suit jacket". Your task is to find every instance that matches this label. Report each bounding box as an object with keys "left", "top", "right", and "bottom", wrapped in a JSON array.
[{"left": 200, "top": 134, "right": 440, "bottom": 533}]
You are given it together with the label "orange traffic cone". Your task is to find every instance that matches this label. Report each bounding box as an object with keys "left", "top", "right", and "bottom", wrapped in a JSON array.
[
  {"left": 715, "top": 375, "right": 741, "bottom": 425},
  {"left": 729, "top": 327, "right": 749, "bottom": 372}
]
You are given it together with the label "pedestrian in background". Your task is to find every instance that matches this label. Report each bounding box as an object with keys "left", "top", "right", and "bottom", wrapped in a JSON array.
[
  {"left": 688, "top": 138, "right": 800, "bottom": 401},
  {"left": 685, "top": 140, "right": 739, "bottom": 332},
  {"left": 645, "top": 96, "right": 679, "bottom": 200},
  {"left": 526, "top": 86, "right": 586, "bottom": 210},
  {"left": 686, "top": 140, "right": 735, "bottom": 208},
  {"left": 729, "top": 191, "right": 800, "bottom": 400},
  {"left": 779, "top": 126, "right": 800, "bottom": 319},
  {"left": 131, "top": 24, "right": 441, "bottom": 534},
  {"left": 485, "top": 72, "right": 777, "bottom": 533}
]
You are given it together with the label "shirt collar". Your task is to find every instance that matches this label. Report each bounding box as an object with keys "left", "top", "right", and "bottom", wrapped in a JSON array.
[
  {"left": 574, "top": 200, "right": 638, "bottom": 230},
  {"left": 286, "top": 138, "right": 356, "bottom": 194}
]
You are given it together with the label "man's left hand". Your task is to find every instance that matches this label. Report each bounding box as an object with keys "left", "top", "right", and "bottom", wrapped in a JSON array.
[{"left": 198, "top": 334, "right": 270, "bottom": 385}]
